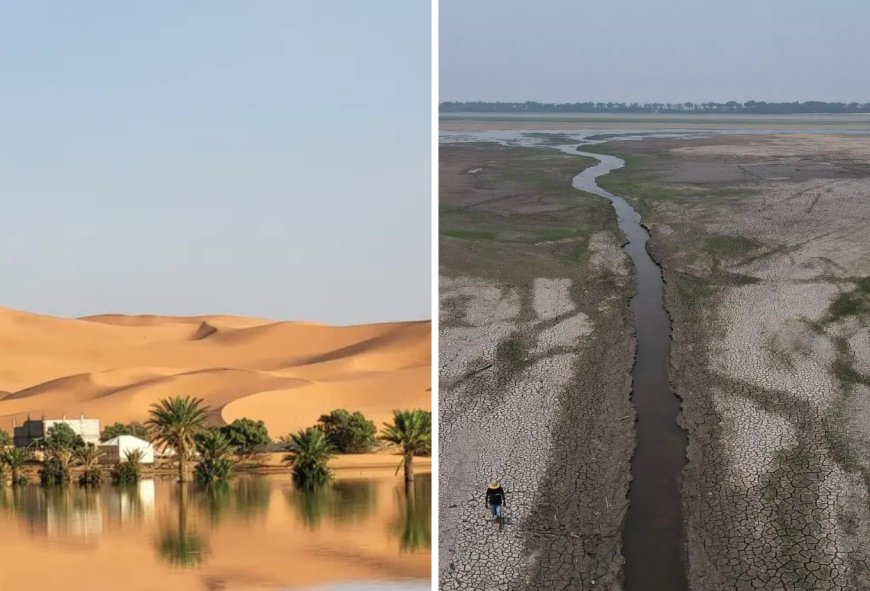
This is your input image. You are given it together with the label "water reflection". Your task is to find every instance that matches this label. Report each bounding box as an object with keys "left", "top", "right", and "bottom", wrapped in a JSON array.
[
  {"left": 0, "top": 480, "right": 156, "bottom": 537},
  {"left": 0, "top": 485, "right": 103, "bottom": 538},
  {"left": 0, "top": 474, "right": 430, "bottom": 586},
  {"left": 290, "top": 479, "right": 378, "bottom": 530},
  {"left": 157, "top": 485, "right": 207, "bottom": 567},
  {"left": 391, "top": 478, "right": 431, "bottom": 552},
  {"left": 196, "top": 476, "right": 272, "bottom": 525},
  {"left": 104, "top": 480, "right": 155, "bottom": 525}
]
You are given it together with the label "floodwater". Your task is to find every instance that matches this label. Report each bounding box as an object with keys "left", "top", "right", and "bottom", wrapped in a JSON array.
[
  {"left": 563, "top": 144, "right": 688, "bottom": 591},
  {"left": 0, "top": 474, "right": 430, "bottom": 591}
]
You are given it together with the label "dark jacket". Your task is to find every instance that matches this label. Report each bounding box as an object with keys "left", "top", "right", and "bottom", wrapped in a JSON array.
[{"left": 486, "top": 486, "right": 506, "bottom": 506}]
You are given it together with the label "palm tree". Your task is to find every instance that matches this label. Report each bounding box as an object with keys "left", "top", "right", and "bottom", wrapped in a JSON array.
[
  {"left": 124, "top": 448, "right": 145, "bottom": 466},
  {"left": 1, "top": 447, "right": 31, "bottom": 485},
  {"left": 75, "top": 443, "right": 103, "bottom": 469},
  {"left": 112, "top": 448, "right": 145, "bottom": 485},
  {"left": 75, "top": 443, "right": 104, "bottom": 486},
  {"left": 41, "top": 446, "right": 75, "bottom": 486},
  {"left": 281, "top": 427, "right": 335, "bottom": 488},
  {"left": 380, "top": 410, "right": 431, "bottom": 485},
  {"left": 193, "top": 430, "right": 234, "bottom": 484},
  {"left": 52, "top": 446, "right": 74, "bottom": 467},
  {"left": 147, "top": 396, "right": 210, "bottom": 483}
]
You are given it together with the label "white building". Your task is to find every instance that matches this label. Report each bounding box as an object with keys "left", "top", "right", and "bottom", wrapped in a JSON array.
[
  {"left": 99, "top": 435, "right": 155, "bottom": 464},
  {"left": 13, "top": 415, "right": 101, "bottom": 447}
]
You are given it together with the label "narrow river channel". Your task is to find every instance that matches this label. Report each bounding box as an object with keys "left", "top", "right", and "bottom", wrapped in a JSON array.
[{"left": 561, "top": 144, "right": 688, "bottom": 591}]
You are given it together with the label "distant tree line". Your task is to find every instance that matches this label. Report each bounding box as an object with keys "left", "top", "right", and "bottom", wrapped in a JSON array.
[{"left": 440, "top": 101, "right": 870, "bottom": 115}]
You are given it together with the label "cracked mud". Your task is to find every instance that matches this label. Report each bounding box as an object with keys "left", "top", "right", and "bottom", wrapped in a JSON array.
[
  {"left": 439, "top": 143, "right": 635, "bottom": 590},
  {"left": 592, "top": 132, "right": 870, "bottom": 590}
]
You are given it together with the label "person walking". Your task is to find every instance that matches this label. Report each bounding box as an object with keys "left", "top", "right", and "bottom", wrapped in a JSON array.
[{"left": 486, "top": 480, "right": 506, "bottom": 521}]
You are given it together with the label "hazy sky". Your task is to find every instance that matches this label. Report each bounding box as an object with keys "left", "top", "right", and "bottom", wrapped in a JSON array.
[
  {"left": 0, "top": 1, "right": 430, "bottom": 324},
  {"left": 441, "top": 0, "right": 870, "bottom": 103}
]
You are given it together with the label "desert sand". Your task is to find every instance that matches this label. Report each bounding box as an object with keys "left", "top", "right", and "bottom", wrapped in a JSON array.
[{"left": 0, "top": 306, "right": 431, "bottom": 439}]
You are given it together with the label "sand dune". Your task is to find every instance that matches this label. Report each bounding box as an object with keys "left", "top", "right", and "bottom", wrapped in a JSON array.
[{"left": 0, "top": 306, "right": 431, "bottom": 438}]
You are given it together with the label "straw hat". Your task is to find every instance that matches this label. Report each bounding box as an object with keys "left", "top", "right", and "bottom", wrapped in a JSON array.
[{"left": 488, "top": 480, "right": 500, "bottom": 489}]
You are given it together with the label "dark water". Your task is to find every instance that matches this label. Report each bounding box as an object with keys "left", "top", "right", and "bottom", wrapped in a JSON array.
[{"left": 567, "top": 147, "right": 689, "bottom": 591}]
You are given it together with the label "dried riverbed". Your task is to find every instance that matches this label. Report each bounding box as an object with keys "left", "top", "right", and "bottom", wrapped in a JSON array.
[
  {"left": 440, "top": 125, "right": 870, "bottom": 590},
  {"left": 439, "top": 142, "right": 635, "bottom": 589},
  {"left": 591, "top": 132, "right": 870, "bottom": 590}
]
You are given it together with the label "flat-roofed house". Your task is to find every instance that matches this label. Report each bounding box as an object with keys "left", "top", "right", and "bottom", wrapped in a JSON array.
[{"left": 13, "top": 415, "right": 101, "bottom": 448}]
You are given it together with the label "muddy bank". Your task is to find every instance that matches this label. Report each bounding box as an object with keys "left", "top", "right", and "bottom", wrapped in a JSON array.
[
  {"left": 439, "top": 143, "right": 635, "bottom": 590},
  {"left": 589, "top": 133, "right": 870, "bottom": 590}
]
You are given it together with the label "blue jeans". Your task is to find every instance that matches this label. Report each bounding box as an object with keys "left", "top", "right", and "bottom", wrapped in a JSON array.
[{"left": 489, "top": 504, "right": 503, "bottom": 518}]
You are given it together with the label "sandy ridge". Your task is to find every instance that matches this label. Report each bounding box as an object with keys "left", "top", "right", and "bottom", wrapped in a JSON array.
[{"left": 0, "top": 306, "right": 431, "bottom": 437}]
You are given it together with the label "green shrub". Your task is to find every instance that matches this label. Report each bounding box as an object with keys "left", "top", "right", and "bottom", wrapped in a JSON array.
[
  {"left": 78, "top": 468, "right": 103, "bottom": 486},
  {"left": 0, "top": 429, "right": 11, "bottom": 447},
  {"left": 112, "top": 461, "right": 140, "bottom": 485},
  {"left": 74, "top": 444, "right": 104, "bottom": 487},
  {"left": 194, "top": 458, "right": 234, "bottom": 484},
  {"left": 40, "top": 457, "right": 70, "bottom": 487},
  {"left": 112, "top": 449, "right": 144, "bottom": 485},
  {"left": 317, "top": 409, "right": 376, "bottom": 453},
  {"left": 44, "top": 423, "right": 85, "bottom": 451},
  {"left": 219, "top": 418, "right": 271, "bottom": 458},
  {"left": 101, "top": 421, "right": 151, "bottom": 442}
]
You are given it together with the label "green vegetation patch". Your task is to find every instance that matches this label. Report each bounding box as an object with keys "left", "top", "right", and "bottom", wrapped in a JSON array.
[
  {"left": 725, "top": 272, "right": 762, "bottom": 286},
  {"left": 826, "top": 276, "right": 870, "bottom": 323},
  {"left": 495, "top": 331, "right": 531, "bottom": 381},
  {"left": 705, "top": 234, "right": 763, "bottom": 258},
  {"left": 441, "top": 229, "right": 497, "bottom": 241}
]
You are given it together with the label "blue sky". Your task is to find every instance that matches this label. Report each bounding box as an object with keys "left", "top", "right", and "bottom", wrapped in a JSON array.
[
  {"left": 0, "top": 1, "right": 430, "bottom": 324},
  {"left": 441, "top": 0, "right": 870, "bottom": 102}
]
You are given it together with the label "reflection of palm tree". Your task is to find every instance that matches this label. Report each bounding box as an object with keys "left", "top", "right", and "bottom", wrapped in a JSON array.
[
  {"left": 329, "top": 480, "right": 376, "bottom": 523},
  {"left": 288, "top": 479, "right": 379, "bottom": 530},
  {"left": 45, "top": 487, "right": 72, "bottom": 520},
  {"left": 72, "top": 487, "right": 99, "bottom": 514},
  {"left": 113, "top": 482, "right": 145, "bottom": 523},
  {"left": 1, "top": 485, "right": 45, "bottom": 528},
  {"left": 198, "top": 481, "right": 231, "bottom": 525},
  {"left": 290, "top": 486, "right": 330, "bottom": 530},
  {"left": 158, "top": 485, "right": 207, "bottom": 567},
  {"left": 390, "top": 477, "right": 431, "bottom": 552},
  {"left": 233, "top": 476, "right": 271, "bottom": 519},
  {"left": 196, "top": 476, "right": 273, "bottom": 525}
]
